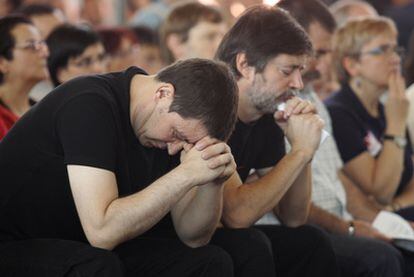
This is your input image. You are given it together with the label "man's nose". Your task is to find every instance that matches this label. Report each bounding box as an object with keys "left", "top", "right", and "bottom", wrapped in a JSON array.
[
  {"left": 167, "top": 141, "right": 185, "bottom": 155},
  {"left": 290, "top": 70, "right": 304, "bottom": 90}
]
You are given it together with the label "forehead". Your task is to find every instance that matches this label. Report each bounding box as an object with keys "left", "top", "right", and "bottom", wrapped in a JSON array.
[
  {"left": 11, "top": 23, "right": 41, "bottom": 41},
  {"left": 189, "top": 21, "right": 227, "bottom": 35},
  {"left": 362, "top": 34, "right": 397, "bottom": 49},
  {"left": 307, "top": 22, "right": 332, "bottom": 49},
  {"left": 268, "top": 53, "right": 309, "bottom": 67},
  {"left": 175, "top": 116, "right": 208, "bottom": 143}
]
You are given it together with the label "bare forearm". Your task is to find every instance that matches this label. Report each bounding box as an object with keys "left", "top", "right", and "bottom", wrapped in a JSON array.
[
  {"left": 372, "top": 142, "right": 404, "bottom": 203},
  {"left": 222, "top": 149, "right": 310, "bottom": 228},
  {"left": 393, "top": 177, "right": 414, "bottom": 208},
  {"left": 308, "top": 204, "right": 348, "bottom": 235},
  {"left": 90, "top": 167, "right": 194, "bottom": 250},
  {"left": 277, "top": 163, "right": 311, "bottom": 226},
  {"left": 339, "top": 170, "right": 379, "bottom": 222},
  {"left": 172, "top": 182, "right": 223, "bottom": 247}
]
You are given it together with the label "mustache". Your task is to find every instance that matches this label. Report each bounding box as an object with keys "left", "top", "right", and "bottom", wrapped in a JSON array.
[
  {"left": 302, "top": 70, "right": 321, "bottom": 83},
  {"left": 278, "top": 89, "right": 300, "bottom": 102}
]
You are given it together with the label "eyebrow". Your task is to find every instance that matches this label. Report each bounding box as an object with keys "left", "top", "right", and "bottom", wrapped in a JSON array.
[{"left": 174, "top": 129, "right": 191, "bottom": 143}]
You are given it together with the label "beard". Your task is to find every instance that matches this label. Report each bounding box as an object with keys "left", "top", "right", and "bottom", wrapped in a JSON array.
[{"left": 247, "top": 86, "right": 299, "bottom": 114}]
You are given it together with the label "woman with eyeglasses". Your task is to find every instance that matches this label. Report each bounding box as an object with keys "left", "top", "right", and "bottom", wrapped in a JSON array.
[
  {"left": 46, "top": 24, "right": 108, "bottom": 87},
  {"left": 325, "top": 16, "right": 414, "bottom": 220},
  {"left": 0, "top": 15, "right": 49, "bottom": 140}
]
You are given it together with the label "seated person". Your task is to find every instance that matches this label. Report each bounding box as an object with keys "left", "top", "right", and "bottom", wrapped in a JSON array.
[
  {"left": 160, "top": 1, "right": 227, "bottom": 65},
  {"left": 0, "top": 58, "right": 261, "bottom": 276},
  {"left": 98, "top": 27, "right": 140, "bottom": 72},
  {"left": 46, "top": 23, "right": 107, "bottom": 87},
  {"left": 17, "top": 3, "right": 65, "bottom": 40},
  {"left": 18, "top": 3, "right": 66, "bottom": 101},
  {"left": 326, "top": 17, "right": 414, "bottom": 220},
  {"left": 131, "top": 26, "right": 164, "bottom": 74},
  {"left": 217, "top": 5, "right": 340, "bottom": 277},
  {"left": 0, "top": 15, "right": 49, "bottom": 139}
]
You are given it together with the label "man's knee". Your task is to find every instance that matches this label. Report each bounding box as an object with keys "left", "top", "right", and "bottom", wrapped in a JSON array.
[
  {"left": 67, "top": 246, "right": 125, "bottom": 277},
  {"left": 360, "top": 241, "right": 404, "bottom": 276},
  {"left": 293, "top": 225, "right": 333, "bottom": 251},
  {"left": 191, "top": 245, "right": 233, "bottom": 276}
]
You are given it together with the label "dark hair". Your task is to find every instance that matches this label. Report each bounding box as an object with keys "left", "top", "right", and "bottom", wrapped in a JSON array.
[
  {"left": 97, "top": 27, "right": 138, "bottom": 55},
  {"left": 17, "top": 4, "right": 56, "bottom": 17},
  {"left": 156, "top": 58, "right": 238, "bottom": 141},
  {"left": 46, "top": 24, "right": 102, "bottom": 86},
  {"left": 4, "top": 0, "right": 23, "bottom": 13},
  {"left": 215, "top": 5, "right": 312, "bottom": 79},
  {"left": 131, "top": 26, "right": 160, "bottom": 46},
  {"left": 277, "top": 0, "right": 336, "bottom": 34},
  {"left": 0, "top": 15, "right": 33, "bottom": 84},
  {"left": 160, "top": 2, "right": 224, "bottom": 64}
]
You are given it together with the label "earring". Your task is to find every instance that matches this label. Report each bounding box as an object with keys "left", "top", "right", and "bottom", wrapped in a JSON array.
[{"left": 354, "top": 77, "right": 362, "bottom": 88}]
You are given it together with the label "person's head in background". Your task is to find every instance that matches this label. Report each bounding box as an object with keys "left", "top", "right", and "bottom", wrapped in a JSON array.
[
  {"left": 131, "top": 26, "right": 164, "bottom": 74},
  {"left": 98, "top": 27, "right": 139, "bottom": 72},
  {"left": 0, "top": 0, "right": 23, "bottom": 16},
  {"left": 333, "top": 16, "right": 401, "bottom": 91},
  {"left": 160, "top": 2, "right": 227, "bottom": 65},
  {"left": 0, "top": 15, "right": 49, "bottom": 115},
  {"left": 17, "top": 3, "right": 65, "bottom": 40},
  {"left": 330, "top": 0, "right": 378, "bottom": 27},
  {"left": 278, "top": 0, "right": 338, "bottom": 99},
  {"left": 46, "top": 24, "right": 107, "bottom": 87}
]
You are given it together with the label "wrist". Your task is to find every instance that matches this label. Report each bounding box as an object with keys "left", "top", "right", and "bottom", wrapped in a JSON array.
[
  {"left": 289, "top": 147, "right": 314, "bottom": 164},
  {"left": 385, "top": 126, "right": 406, "bottom": 137},
  {"left": 173, "top": 165, "right": 198, "bottom": 187}
]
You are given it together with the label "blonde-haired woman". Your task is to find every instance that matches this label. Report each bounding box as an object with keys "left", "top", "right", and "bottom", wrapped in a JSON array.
[{"left": 325, "top": 16, "right": 414, "bottom": 221}]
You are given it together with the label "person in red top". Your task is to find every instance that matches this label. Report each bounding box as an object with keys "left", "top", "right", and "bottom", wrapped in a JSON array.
[
  {"left": 0, "top": 15, "right": 49, "bottom": 138},
  {"left": 0, "top": 104, "right": 18, "bottom": 139}
]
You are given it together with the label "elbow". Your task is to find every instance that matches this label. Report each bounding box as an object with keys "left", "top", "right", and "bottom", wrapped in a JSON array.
[
  {"left": 221, "top": 209, "right": 255, "bottom": 229},
  {"left": 281, "top": 218, "right": 307, "bottom": 228},
  {"left": 277, "top": 209, "right": 309, "bottom": 228},
  {"left": 85, "top": 228, "right": 119, "bottom": 251},
  {"left": 182, "top": 237, "right": 212, "bottom": 248}
]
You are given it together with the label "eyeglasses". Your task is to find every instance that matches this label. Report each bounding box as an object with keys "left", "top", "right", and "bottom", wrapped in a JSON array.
[
  {"left": 357, "top": 44, "right": 405, "bottom": 58},
  {"left": 70, "top": 53, "right": 108, "bottom": 68},
  {"left": 14, "top": 40, "right": 47, "bottom": 52}
]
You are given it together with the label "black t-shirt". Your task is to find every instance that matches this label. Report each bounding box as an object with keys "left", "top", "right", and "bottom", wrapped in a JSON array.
[
  {"left": 228, "top": 115, "right": 285, "bottom": 182},
  {"left": 325, "top": 84, "right": 413, "bottom": 195},
  {"left": 0, "top": 67, "right": 175, "bottom": 242}
]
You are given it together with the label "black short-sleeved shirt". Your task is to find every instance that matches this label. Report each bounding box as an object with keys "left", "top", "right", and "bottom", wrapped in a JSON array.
[
  {"left": 0, "top": 67, "right": 175, "bottom": 242},
  {"left": 325, "top": 84, "right": 413, "bottom": 195},
  {"left": 228, "top": 115, "right": 285, "bottom": 182}
]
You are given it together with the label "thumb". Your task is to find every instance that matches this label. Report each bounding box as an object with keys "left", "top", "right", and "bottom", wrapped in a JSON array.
[{"left": 274, "top": 111, "right": 286, "bottom": 122}]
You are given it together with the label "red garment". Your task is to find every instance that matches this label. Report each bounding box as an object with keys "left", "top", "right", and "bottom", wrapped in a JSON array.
[{"left": 0, "top": 105, "right": 19, "bottom": 139}]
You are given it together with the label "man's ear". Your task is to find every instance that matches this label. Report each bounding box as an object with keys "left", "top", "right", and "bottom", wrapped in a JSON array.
[
  {"left": 57, "top": 67, "right": 69, "bottom": 84},
  {"left": 236, "top": 52, "right": 255, "bottom": 82},
  {"left": 154, "top": 83, "right": 175, "bottom": 101},
  {"left": 166, "top": 34, "right": 186, "bottom": 61},
  {"left": 343, "top": 56, "right": 360, "bottom": 78},
  {"left": 0, "top": 57, "right": 10, "bottom": 75}
]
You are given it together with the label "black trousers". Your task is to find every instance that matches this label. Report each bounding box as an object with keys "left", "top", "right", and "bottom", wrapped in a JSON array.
[
  {"left": 0, "top": 227, "right": 274, "bottom": 277},
  {"left": 257, "top": 225, "right": 340, "bottom": 277}
]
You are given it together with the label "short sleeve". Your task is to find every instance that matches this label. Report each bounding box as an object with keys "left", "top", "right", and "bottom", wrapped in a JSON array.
[
  {"left": 55, "top": 94, "right": 118, "bottom": 172},
  {"left": 255, "top": 116, "right": 285, "bottom": 169},
  {"left": 326, "top": 105, "right": 367, "bottom": 164}
]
